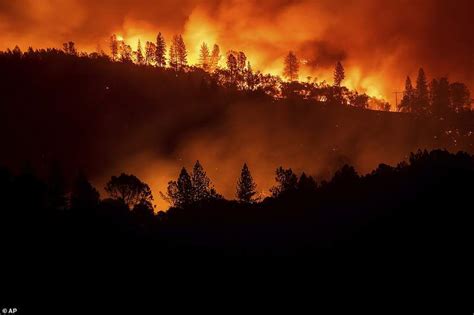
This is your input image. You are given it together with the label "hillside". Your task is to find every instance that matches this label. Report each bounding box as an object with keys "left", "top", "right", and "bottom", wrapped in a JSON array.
[{"left": 0, "top": 52, "right": 472, "bottom": 208}]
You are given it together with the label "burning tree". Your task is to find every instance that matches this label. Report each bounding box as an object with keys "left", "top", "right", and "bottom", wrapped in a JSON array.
[
  {"left": 284, "top": 51, "right": 299, "bottom": 82},
  {"left": 155, "top": 32, "right": 167, "bottom": 67}
]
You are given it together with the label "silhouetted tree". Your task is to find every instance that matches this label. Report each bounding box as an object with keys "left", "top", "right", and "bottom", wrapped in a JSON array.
[
  {"left": 209, "top": 44, "right": 221, "bottom": 72},
  {"left": 145, "top": 41, "right": 157, "bottom": 65},
  {"left": 237, "top": 52, "right": 247, "bottom": 73},
  {"left": 177, "top": 35, "right": 187, "bottom": 68},
  {"left": 270, "top": 167, "right": 298, "bottom": 197},
  {"left": 169, "top": 37, "right": 178, "bottom": 70},
  {"left": 12, "top": 45, "right": 21, "bottom": 56},
  {"left": 332, "top": 165, "right": 359, "bottom": 186},
  {"left": 244, "top": 61, "right": 258, "bottom": 90},
  {"left": 199, "top": 42, "right": 210, "bottom": 71},
  {"left": 399, "top": 76, "right": 415, "bottom": 112},
  {"left": 155, "top": 32, "right": 167, "bottom": 67},
  {"left": 449, "top": 82, "right": 471, "bottom": 112},
  {"left": 348, "top": 92, "right": 369, "bottom": 108},
  {"left": 191, "top": 161, "right": 218, "bottom": 202},
  {"left": 135, "top": 40, "right": 145, "bottom": 65},
  {"left": 70, "top": 172, "right": 100, "bottom": 211},
  {"left": 163, "top": 168, "right": 193, "bottom": 208},
  {"left": 120, "top": 42, "right": 133, "bottom": 63},
  {"left": 430, "top": 77, "right": 450, "bottom": 116},
  {"left": 236, "top": 163, "right": 258, "bottom": 203},
  {"left": 63, "top": 42, "right": 77, "bottom": 56},
  {"left": 105, "top": 173, "right": 153, "bottom": 209},
  {"left": 284, "top": 51, "right": 299, "bottom": 82},
  {"left": 334, "top": 61, "right": 345, "bottom": 87},
  {"left": 132, "top": 199, "right": 155, "bottom": 220},
  {"left": 169, "top": 35, "right": 187, "bottom": 70},
  {"left": 297, "top": 173, "right": 317, "bottom": 193},
  {"left": 415, "top": 68, "right": 429, "bottom": 114},
  {"left": 110, "top": 34, "right": 119, "bottom": 61},
  {"left": 226, "top": 51, "right": 238, "bottom": 77}
]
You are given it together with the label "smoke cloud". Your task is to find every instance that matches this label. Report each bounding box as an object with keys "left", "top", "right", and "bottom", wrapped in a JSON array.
[{"left": 1, "top": 0, "right": 473, "bottom": 101}]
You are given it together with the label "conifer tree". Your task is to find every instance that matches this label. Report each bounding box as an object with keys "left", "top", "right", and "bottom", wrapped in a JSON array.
[
  {"left": 135, "top": 40, "right": 144, "bottom": 65},
  {"left": 237, "top": 51, "right": 247, "bottom": 73},
  {"left": 415, "top": 68, "right": 429, "bottom": 114},
  {"left": 399, "top": 76, "right": 415, "bottom": 112},
  {"left": 155, "top": 32, "right": 167, "bottom": 67},
  {"left": 163, "top": 168, "right": 193, "bottom": 208},
  {"left": 284, "top": 51, "right": 299, "bottom": 81},
  {"left": 169, "top": 36, "right": 178, "bottom": 70},
  {"left": 191, "top": 161, "right": 217, "bottom": 202},
  {"left": 227, "top": 52, "right": 238, "bottom": 77},
  {"left": 334, "top": 61, "right": 345, "bottom": 87},
  {"left": 199, "top": 42, "right": 210, "bottom": 71},
  {"left": 270, "top": 167, "right": 298, "bottom": 197},
  {"left": 176, "top": 35, "right": 188, "bottom": 69},
  {"left": 209, "top": 44, "right": 221, "bottom": 72},
  {"left": 145, "top": 41, "right": 157, "bottom": 65},
  {"left": 110, "top": 34, "right": 119, "bottom": 61},
  {"left": 236, "top": 163, "right": 258, "bottom": 203}
]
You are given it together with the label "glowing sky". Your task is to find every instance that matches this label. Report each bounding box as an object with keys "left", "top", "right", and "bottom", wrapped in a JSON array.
[{"left": 1, "top": 0, "right": 473, "bottom": 103}]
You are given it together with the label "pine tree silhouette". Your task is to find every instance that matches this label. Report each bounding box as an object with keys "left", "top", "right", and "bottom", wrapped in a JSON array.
[
  {"left": 334, "top": 61, "right": 345, "bottom": 87},
  {"left": 199, "top": 42, "right": 210, "bottom": 71},
  {"left": 284, "top": 51, "right": 299, "bottom": 82},
  {"left": 236, "top": 163, "right": 258, "bottom": 203},
  {"left": 155, "top": 32, "right": 167, "bottom": 67}
]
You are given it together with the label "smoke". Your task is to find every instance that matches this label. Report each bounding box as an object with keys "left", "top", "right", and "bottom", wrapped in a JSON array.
[{"left": 1, "top": 0, "right": 473, "bottom": 101}]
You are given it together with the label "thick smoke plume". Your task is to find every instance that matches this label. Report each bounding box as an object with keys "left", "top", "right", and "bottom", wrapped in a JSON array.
[{"left": 1, "top": 0, "right": 473, "bottom": 101}]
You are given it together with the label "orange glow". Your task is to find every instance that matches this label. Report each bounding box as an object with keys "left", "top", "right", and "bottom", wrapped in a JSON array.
[
  {"left": 1, "top": 0, "right": 473, "bottom": 210},
  {"left": 1, "top": 0, "right": 472, "bottom": 106}
]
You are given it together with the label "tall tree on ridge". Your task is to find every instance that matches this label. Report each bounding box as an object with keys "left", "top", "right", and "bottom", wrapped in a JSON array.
[
  {"left": 210, "top": 44, "right": 221, "bottom": 72},
  {"left": 399, "top": 76, "right": 415, "bottom": 112},
  {"left": 284, "top": 51, "right": 299, "bottom": 82},
  {"left": 135, "top": 40, "right": 144, "bottom": 65},
  {"left": 270, "top": 167, "right": 298, "bottom": 198},
  {"left": 449, "top": 82, "right": 471, "bottom": 112},
  {"left": 110, "top": 34, "right": 119, "bottom": 61},
  {"left": 415, "top": 68, "right": 429, "bottom": 114},
  {"left": 169, "top": 36, "right": 178, "bottom": 70},
  {"left": 334, "top": 61, "right": 345, "bottom": 87},
  {"left": 176, "top": 35, "right": 188, "bottom": 69},
  {"left": 105, "top": 173, "right": 153, "bottom": 210},
  {"left": 199, "top": 42, "right": 210, "bottom": 71},
  {"left": 163, "top": 168, "right": 193, "bottom": 208},
  {"left": 236, "top": 163, "right": 258, "bottom": 203},
  {"left": 145, "top": 41, "right": 157, "bottom": 65},
  {"left": 170, "top": 35, "right": 187, "bottom": 70},
  {"left": 191, "top": 161, "right": 218, "bottom": 202},
  {"left": 237, "top": 51, "right": 247, "bottom": 73},
  {"left": 155, "top": 32, "right": 166, "bottom": 67}
]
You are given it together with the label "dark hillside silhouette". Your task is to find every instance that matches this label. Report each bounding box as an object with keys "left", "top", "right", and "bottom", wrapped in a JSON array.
[
  {"left": 0, "top": 50, "right": 472, "bottom": 202},
  {"left": 1, "top": 150, "right": 473, "bottom": 256}
]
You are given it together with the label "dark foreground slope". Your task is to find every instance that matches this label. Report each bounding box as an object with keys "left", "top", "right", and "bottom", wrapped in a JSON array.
[{"left": 2, "top": 150, "right": 473, "bottom": 257}]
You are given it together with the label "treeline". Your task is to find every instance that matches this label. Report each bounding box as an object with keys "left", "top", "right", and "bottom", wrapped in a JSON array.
[
  {"left": 2, "top": 38, "right": 471, "bottom": 113},
  {"left": 1, "top": 150, "right": 473, "bottom": 254},
  {"left": 398, "top": 68, "right": 471, "bottom": 115},
  {"left": 1, "top": 150, "right": 472, "bottom": 214}
]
